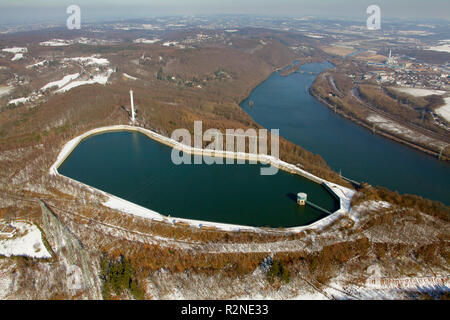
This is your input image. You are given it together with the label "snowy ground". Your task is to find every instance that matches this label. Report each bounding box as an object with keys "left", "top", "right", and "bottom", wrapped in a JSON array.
[
  {"left": 426, "top": 44, "right": 450, "bottom": 53},
  {"left": 41, "top": 73, "right": 80, "bottom": 91},
  {"left": 366, "top": 113, "right": 447, "bottom": 149},
  {"left": 322, "top": 280, "right": 447, "bottom": 300},
  {"left": 150, "top": 274, "right": 295, "bottom": 299},
  {"left": 2, "top": 54, "right": 113, "bottom": 109},
  {"left": 435, "top": 97, "right": 450, "bottom": 122},
  {"left": 348, "top": 200, "right": 391, "bottom": 225},
  {"left": 133, "top": 38, "right": 161, "bottom": 44},
  {"left": 391, "top": 87, "right": 446, "bottom": 97},
  {"left": 50, "top": 125, "right": 355, "bottom": 234},
  {"left": 123, "top": 73, "right": 138, "bottom": 80},
  {"left": 145, "top": 268, "right": 329, "bottom": 300},
  {"left": 305, "top": 34, "right": 324, "bottom": 39},
  {"left": 144, "top": 266, "right": 448, "bottom": 300},
  {"left": 0, "top": 85, "right": 13, "bottom": 98},
  {"left": 163, "top": 41, "right": 178, "bottom": 46},
  {"left": 39, "top": 39, "right": 71, "bottom": 46},
  {"left": 0, "top": 221, "right": 51, "bottom": 259},
  {"left": 56, "top": 69, "right": 113, "bottom": 93},
  {"left": 7, "top": 97, "right": 30, "bottom": 106},
  {"left": 64, "top": 56, "right": 109, "bottom": 66},
  {"left": 11, "top": 53, "right": 24, "bottom": 61},
  {"left": 26, "top": 60, "right": 47, "bottom": 69},
  {"left": 162, "top": 41, "right": 185, "bottom": 49},
  {"left": 40, "top": 38, "right": 111, "bottom": 46},
  {"left": 2, "top": 47, "right": 27, "bottom": 53},
  {"left": 40, "top": 67, "right": 113, "bottom": 94}
]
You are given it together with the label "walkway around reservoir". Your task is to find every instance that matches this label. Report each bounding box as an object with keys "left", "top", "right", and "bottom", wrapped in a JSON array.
[{"left": 51, "top": 125, "right": 354, "bottom": 233}]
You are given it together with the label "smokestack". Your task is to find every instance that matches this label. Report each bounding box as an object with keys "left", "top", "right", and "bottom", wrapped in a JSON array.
[{"left": 129, "top": 89, "right": 135, "bottom": 123}]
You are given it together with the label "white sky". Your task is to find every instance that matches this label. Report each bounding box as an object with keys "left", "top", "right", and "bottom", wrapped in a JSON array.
[{"left": 0, "top": 0, "right": 449, "bottom": 24}]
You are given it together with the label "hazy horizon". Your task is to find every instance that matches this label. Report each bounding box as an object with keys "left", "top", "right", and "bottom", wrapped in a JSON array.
[{"left": 0, "top": 0, "right": 449, "bottom": 26}]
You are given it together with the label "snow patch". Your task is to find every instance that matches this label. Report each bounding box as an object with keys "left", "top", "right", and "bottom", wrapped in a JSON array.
[
  {"left": 0, "top": 274, "right": 11, "bottom": 299},
  {"left": 26, "top": 60, "right": 47, "bottom": 69},
  {"left": 366, "top": 276, "right": 449, "bottom": 290},
  {"left": 7, "top": 97, "right": 29, "bottom": 106},
  {"left": 0, "top": 221, "right": 51, "bottom": 259},
  {"left": 392, "top": 87, "right": 446, "bottom": 97},
  {"left": 0, "top": 86, "right": 13, "bottom": 98},
  {"left": 103, "top": 196, "right": 162, "bottom": 220},
  {"left": 426, "top": 44, "right": 450, "bottom": 53},
  {"left": 366, "top": 114, "right": 447, "bottom": 149},
  {"left": 65, "top": 56, "right": 109, "bottom": 66},
  {"left": 39, "top": 39, "right": 71, "bottom": 46},
  {"left": 133, "top": 38, "right": 161, "bottom": 44},
  {"left": 2, "top": 47, "right": 27, "bottom": 53},
  {"left": 435, "top": 97, "right": 450, "bottom": 122},
  {"left": 123, "top": 73, "right": 138, "bottom": 80},
  {"left": 305, "top": 34, "right": 324, "bottom": 39},
  {"left": 162, "top": 41, "right": 185, "bottom": 48},
  {"left": 56, "top": 69, "right": 113, "bottom": 93},
  {"left": 41, "top": 73, "right": 80, "bottom": 91},
  {"left": 349, "top": 200, "right": 391, "bottom": 224},
  {"left": 11, "top": 53, "right": 24, "bottom": 61}
]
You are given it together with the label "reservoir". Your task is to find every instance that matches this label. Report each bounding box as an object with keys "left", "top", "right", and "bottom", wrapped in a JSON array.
[
  {"left": 241, "top": 62, "right": 450, "bottom": 205},
  {"left": 58, "top": 131, "right": 340, "bottom": 228}
]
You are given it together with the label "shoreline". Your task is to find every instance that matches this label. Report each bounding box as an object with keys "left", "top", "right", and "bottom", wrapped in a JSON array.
[
  {"left": 310, "top": 89, "right": 450, "bottom": 162},
  {"left": 236, "top": 57, "right": 303, "bottom": 106},
  {"left": 49, "top": 124, "right": 355, "bottom": 234}
]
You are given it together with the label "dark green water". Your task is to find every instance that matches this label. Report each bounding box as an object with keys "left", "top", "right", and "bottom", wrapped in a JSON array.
[
  {"left": 241, "top": 62, "right": 450, "bottom": 205},
  {"left": 58, "top": 131, "right": 339, "bottom": 228}
]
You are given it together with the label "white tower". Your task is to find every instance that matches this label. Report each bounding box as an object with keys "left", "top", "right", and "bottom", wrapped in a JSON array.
[{"left": 129, "top": 89, "right": 135, "bottom": 123}]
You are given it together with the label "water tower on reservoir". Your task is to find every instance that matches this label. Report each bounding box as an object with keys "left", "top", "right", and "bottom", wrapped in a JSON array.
[{"left": 297, "top": 192, "right": 307, "bottom": 206}]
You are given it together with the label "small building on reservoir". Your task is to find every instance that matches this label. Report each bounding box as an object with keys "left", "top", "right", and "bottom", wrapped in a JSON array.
[{"left": 297, "top": 192, "right": 307, "bottom": 206}]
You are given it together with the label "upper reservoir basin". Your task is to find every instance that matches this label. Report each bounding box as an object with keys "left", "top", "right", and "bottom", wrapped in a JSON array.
[
  {"left": 241, "top": 62, "right": 450, "bottom": 205},
  {"left": 58, "top": 131, "right": 339, "bottom": 228}
]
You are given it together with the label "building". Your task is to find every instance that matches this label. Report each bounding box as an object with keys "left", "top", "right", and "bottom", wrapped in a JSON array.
[{"left": 297, "top": 193, "right": 307, "bottom": 206}]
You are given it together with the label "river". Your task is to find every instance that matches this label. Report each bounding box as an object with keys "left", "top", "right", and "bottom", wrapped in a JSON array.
[{"left": 240, "top": 62, "right": 450, "bottom": 205}]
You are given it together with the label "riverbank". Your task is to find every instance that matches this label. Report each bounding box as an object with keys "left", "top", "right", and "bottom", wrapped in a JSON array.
[
  {"left": 238, "top": 61, "right": 450, "bottom": 204},
  {"left": 236, "top": 57, "right": 303, "bottom": 105},
  {"left": 310, "top": 89, "right": 450, "bottom": 162},
  {"left": 279, "top": 57, "right": 326, "bottom": 77},
  {"left": 50, "top": 125, "right": 354, "bottom": 234},
  {"left": 310, "top": 70, "right": 449, "bottom": 162}
]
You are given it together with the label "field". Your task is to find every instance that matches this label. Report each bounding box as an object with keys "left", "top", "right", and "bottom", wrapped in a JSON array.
[
  {"left": 435, "top": 97, "right": 450, "bottom": 122},
  {"left": 320, "top": 46, "right": 356, "bottom": 57},
  {"left": 391, "top": 87, "right": 446, "bottom": 97},
  {"left": 353, "top": 51, "right": 387, "bottom": 63}
]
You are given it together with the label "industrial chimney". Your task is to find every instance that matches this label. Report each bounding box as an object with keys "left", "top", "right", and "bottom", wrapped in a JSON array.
[{"left": 129, "top": 89, "right": 135, "bottom": 123}]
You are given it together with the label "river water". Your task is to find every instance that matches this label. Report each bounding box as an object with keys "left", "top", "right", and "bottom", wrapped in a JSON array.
[{"left": 240, "top": 62, "right": 450, "bottom": 205}]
